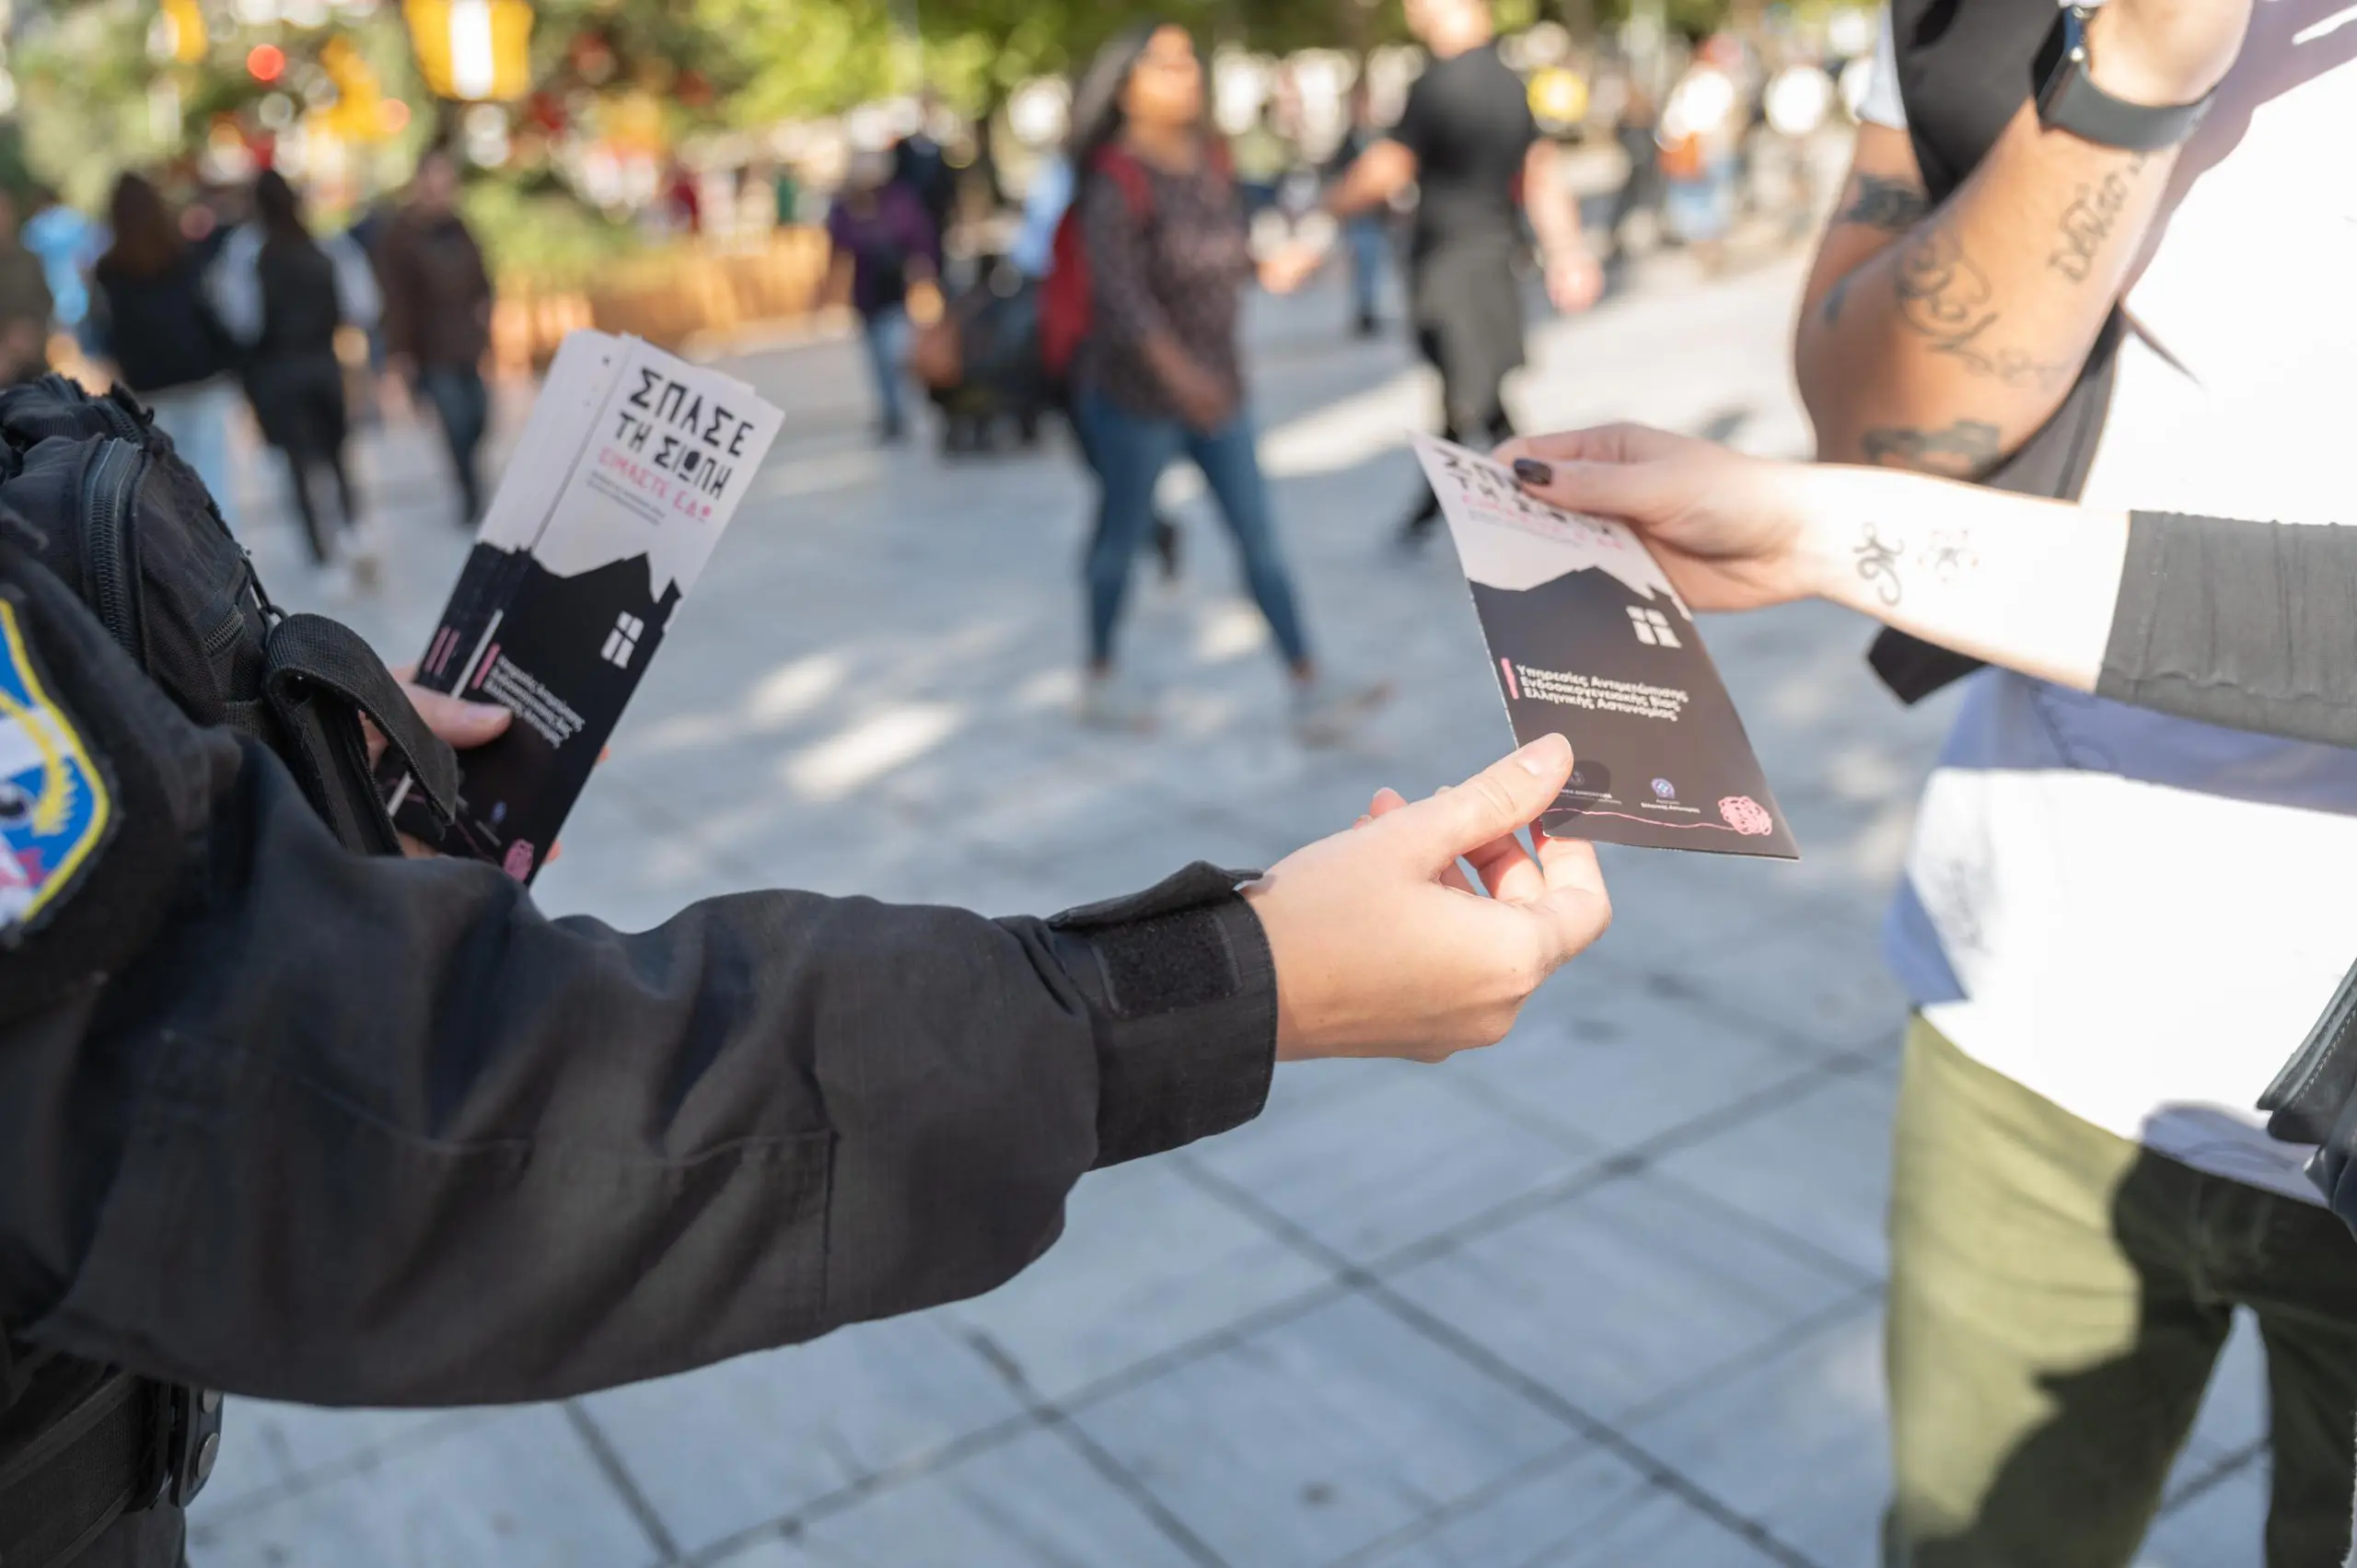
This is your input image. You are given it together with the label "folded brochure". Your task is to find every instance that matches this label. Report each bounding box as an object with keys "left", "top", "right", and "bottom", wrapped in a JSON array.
[
  {"left": 382, "top": 331, "right": 784, "bottom": 882},
  {"left": 1412, "top": 432, "right": 1796, "bottom": 859}
]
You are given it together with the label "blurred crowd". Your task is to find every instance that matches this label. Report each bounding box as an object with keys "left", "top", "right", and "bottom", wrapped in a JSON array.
[{"left": 0, "top": 145, "right": 494, "bottom": 598}]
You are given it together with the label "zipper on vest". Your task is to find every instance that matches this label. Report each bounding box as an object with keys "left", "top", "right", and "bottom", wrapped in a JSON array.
[{"left": 81, "top": 438, "right": 144, "bottom": 656}]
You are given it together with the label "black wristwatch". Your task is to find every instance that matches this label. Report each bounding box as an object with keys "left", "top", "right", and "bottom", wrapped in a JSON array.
[{"left": 2033, "top": 3, "right": 2214, "bottom": 151}]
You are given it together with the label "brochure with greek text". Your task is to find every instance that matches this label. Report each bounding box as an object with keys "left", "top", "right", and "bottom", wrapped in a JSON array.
[
  {"left": 1412, "top": 432, "right": 1796, "bottom": 859},
  {"left": 382, "top": 331, "right": 784, "bottom": 882}
]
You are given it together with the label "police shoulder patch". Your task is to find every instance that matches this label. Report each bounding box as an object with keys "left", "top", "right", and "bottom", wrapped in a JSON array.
[{"left": 0, "top": 598, "right": 113, "bottom": 940}]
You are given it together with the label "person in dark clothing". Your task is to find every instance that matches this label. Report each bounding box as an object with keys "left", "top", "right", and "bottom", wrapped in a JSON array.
[
  {"left": 0, "top": 513, "right": 1612, "bottom": 1564},
  {"left": 1067, "top": 22, "right": 1386, "bottom": 742},
  {"left": 88, "top": 175, "right": 239, "bottom": 523},
  {"left": 1605, "top": 71, "right": 1663, "bottom": 260},
  {"left": 824, "top": 151, "right": 937, "bottom": 445},
  {"left": 1270, "top": 0, "right": 1600, "bottom": 549},
  {"left": 889, "top": 90, "right": 958, "bottom": 256},
  {"left": 375, "top": 145, "right": 495, "bottom": 525},
  {"left": 211, "top": 171, "right": 379, "bottom": 588},
  {"left": 1326, "top": 81, "right": 1391, "bottom": 338}
]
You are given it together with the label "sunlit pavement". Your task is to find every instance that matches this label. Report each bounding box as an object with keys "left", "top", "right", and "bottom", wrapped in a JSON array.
[{"left": 185, "top": 252, "right": 2266, "bottom": 1568}]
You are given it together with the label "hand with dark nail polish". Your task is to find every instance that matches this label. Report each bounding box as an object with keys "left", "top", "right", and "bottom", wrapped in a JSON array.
[{"left": 1513, "top": 458, "right": 1554, "bottom": 486}]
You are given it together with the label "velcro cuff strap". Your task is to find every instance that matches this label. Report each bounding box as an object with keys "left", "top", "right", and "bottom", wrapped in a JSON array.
[{"left": 1050, "top": 864, "right": 1278, "bottom": 1167}]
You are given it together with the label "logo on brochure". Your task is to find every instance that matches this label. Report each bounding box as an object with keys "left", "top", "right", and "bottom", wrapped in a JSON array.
[{"left": 1651, "top": 778, "right": 1676, "bottom": 800}]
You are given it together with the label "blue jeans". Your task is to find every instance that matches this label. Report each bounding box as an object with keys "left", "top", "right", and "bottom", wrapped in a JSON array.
[
  {"left": 860, "top": 307, "right": 911, "bottom": 433},
  {"left": 145, "top": 380, "right": 238, "bottom": 532},
  {"left": 1075, "top": 385, "right": 1309, "bottom": 669},
  {"left": 415, "top": 363, "right": 490, "bottom": 520},
  {"left": 1345, "top": 216, "right": 1388, "bottom": 322}
]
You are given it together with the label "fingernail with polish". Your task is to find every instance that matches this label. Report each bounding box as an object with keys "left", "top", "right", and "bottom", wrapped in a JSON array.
[{"left": 1513, "top": 458, "right": 1554, "bottom": 486}]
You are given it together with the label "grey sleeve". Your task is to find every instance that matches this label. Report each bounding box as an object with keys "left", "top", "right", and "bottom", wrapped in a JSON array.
[
  {"left": 0, "top": 553, "right": 1276, "bottom": 1408},
  {"left": 2096, "top": 510, "right": 2357, "bottom": 749}
]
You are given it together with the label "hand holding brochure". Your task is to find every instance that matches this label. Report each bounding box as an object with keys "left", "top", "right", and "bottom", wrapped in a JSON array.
[
  {"left": 1411, "top": 433, "right": 1797, "bottom": 860},
  {"left": 383, "top": 331, "right": 784, "bottom": 881}
]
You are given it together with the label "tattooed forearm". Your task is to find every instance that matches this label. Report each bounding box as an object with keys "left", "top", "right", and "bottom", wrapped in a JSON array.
[
  {"left": 1840, "top": 174, "right": 1931, "bottom": 233},
  {"left": 1854, "top": 524, "right": 1906, "bottom": 606},
  {"left": 1892, "top": 229, "right": 2073, "bottom": 389},
  {"left": 2048, "top": 155, "right": 2150, "bottom": 283},
  {"left": 1860, "top": 417, "right": 2003, "bottom": 478},
  {"left": 1820, "top": 272, "right": 1854, "bottom": 325}
]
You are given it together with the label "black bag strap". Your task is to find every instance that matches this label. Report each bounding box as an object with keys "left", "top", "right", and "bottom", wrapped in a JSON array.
[
  {"left": 1869, "top": 0, "right": 2127, "bottom": 704},
  {"left": 262, "top": 613, "right": 458, "bottom": 856},
  {"left": 0, "top": 1370, "right": 156, "bottom": 1568}
]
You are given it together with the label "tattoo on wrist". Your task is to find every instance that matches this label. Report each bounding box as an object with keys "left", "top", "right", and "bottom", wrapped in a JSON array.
[
  {"left": 1920, "top": 528, "right": 1980, "bottom": 584},
  {"left": 1860, "top": 418, "right": 2003, "bottom": 479},
  {"left": 1894, "top": 229, "right": 2073, "bottom": 389},
  {"left": 1840, "top": 174, "right": 1930, "bottom": 233},
  {"left": 1854, "top": 524, "right": 1906, "bottom": 606},
  {"left": 2048, "top": 156, "right": 2149, "bottom": 283}
]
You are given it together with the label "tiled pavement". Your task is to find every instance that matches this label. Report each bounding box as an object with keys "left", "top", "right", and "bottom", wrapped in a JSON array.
[{"left": 182, "top": 250, "right": 2269, "bottom": 1567}]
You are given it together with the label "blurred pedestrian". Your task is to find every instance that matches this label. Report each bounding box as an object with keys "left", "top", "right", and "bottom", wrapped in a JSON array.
[
  {"left": 376, "top": 145, "right": 494, "bottom": 525},
  {"left": 213, "top": 169, "right": 382, "bottom": 594},
  {"left": 890, "top": 89, "right": 958, "bottom": 256},
  {"left": 1605, "top": 68, "right": 1663, "bottom": 260},
  {"left": 1065, "top": 22, "right": 1384, "bottom": 741},
  {"left": 1327, "top": 79, "right": 1392, "bottom": 338},
  {"left": 1658, "top": 35, "right": 1746, "bottom": 262},
  {"left": 88, "top": 173, "right": 238, "bottom": 523},
  {"left": 21, "top": 185, "right": 95, "bottom": 351},
  {"left": 662, "top": 159, "right": 702, "bottom": 236},
  {"left": 0, "top": 192, "right": 53, "bottom": 386},
  {"left": 1760, "top": 52, "right": 1834, "bottom": 242},
  {"left": 825, "top": 150, "right": 937, "bottom": 445},
  {"left": 1022, "top": 146, "right": 1184, "bottom": 582},
  {"left": 1231, "top": 103, "right": 1296, "bottom": 226},
  {"left": 1272, "top": 0, "right": 1600, "bottom": 549}
]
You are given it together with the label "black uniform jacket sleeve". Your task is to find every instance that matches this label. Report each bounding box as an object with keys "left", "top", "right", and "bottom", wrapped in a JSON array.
[
  {"left": 2098, "top": 510, "right": 2357, "bottom": 750},
  {"left": 0, "top": 542, "right": 1276, "bottom": 1407}
]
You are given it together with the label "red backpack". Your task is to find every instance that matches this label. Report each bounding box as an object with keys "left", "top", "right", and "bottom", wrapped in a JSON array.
[{"left": 1039, "top": 141, "right": 1231, "bottom": 381}]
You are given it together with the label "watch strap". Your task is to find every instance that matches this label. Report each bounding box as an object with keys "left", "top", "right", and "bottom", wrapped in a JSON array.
[{"left": 2035, "top": 6, "right": 2213, "bottom": 152}]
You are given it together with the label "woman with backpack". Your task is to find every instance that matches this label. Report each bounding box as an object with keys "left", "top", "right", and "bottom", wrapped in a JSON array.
[
  {"left": 1063, "top": 22, "right": 1384, "bottom": 740},
  {"left": 211, "top": 169, "right": 381, "bottom": 595},
  {"left": 88, "top": 174, "right": 239, "bottom": 524}
]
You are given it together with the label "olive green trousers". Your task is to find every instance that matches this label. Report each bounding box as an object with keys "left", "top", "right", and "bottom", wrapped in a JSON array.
[{"left": 1885, "top": 1018, "right": 2357, "bottom": 1568}]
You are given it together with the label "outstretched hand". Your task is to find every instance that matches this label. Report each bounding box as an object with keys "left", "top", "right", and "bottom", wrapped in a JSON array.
[
  {"left": 1245, "top": 735, "right": 1610, "bottom": 1063},
  {"left": 1259, "top": 238, "right": 1329, "bottom": 296},
  {"left": 1494, "top": 424, "right": 1826, "bottom": 612}
]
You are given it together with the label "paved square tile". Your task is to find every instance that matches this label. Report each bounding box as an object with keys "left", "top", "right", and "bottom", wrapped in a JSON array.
[
  {"left": 2137, "top": 1461, "right": 2269, "bottom": 1568},
  {"left": 1649, "top": 1066, "right": 1898, "bottom": 1280},
  {"left": 1383, "top": 1172, "right": 1866, "bottom": 1423},
  {"left": 1186, "top": 1064, "right": 1599, "bottom": 1265},
  {"left": 189, "top": 1404, "right": 661, "bottom": 1568},
  {"left": 704, "top": 1424, "right": 1205, "bottom": 1568},
  {"left": 1357, "top": 1447, "right": 1793, "bottom": 1568},
  {"left": 1071, "top": 1290, "right": 1573, "bottom": 1567},
  {"left": 192, "top": 1401, "right": 491, "bottom": 1519},
  {"left": 1631, "top": 1301, "right": 1887, "bottom": 1568},
  {"left": 1444, "top": 962, "right": 1825, "bottom": 1158},
  {"left": 577, "top": 1311, "right": 1028, "bottom": 1555},
  {"left": 943, "top": 1154, "right": 1337, "bottom": 1403}
]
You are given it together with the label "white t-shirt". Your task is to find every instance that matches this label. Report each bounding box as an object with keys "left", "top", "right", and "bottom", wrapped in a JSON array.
[{"left": 1864, "top": 11, "right": 2357, "bottom": 1202}]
